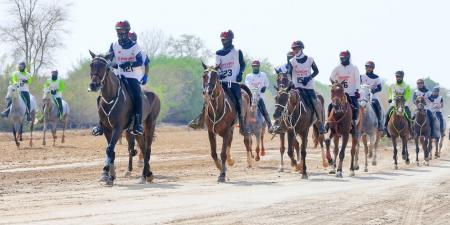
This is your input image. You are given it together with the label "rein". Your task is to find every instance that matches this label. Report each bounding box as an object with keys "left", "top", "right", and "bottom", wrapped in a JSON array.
[
  {"left": 275, "top": 90, "right": 306, "bottom": 136},
  {"left": 414, "top": 109, "right": 428, "bottom": 138}
]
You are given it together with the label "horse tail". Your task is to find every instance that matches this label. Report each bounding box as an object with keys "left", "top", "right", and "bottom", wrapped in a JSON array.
[{"left": 240, "top": 84, "right": 252, "bottom": 105}]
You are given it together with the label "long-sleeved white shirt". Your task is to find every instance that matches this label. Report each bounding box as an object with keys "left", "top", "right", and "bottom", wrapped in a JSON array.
[{"left": 330, "top": 63, "right": 360, "bottom": 96}]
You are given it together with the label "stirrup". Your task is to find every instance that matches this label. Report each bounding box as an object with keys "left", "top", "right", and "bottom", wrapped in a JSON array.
[
  {"left": 92, "top": 126, "right": 103, "bottom": 136},
  {"left": 132, "top": 125, "right": 144, "bottom": 136}
]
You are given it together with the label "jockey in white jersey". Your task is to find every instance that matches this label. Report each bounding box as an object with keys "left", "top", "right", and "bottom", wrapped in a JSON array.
[
  {"left": 329, "top": 50, "right": 361, "bottom": 136},
  {"left": 128, "top": 32, "right": 150, "bottom": 87},
  {"left": 360, "top": 61, "right": 383, "bottom": 130},
  {"left": 188, "top": 30, "right": 248, "bottom": 135},
  {"left": 92, "top": 20, "right": 145, "bottom": 136},
  {"left": 428, "top": 86, "right": 445, "bottom": 136},
  {"left": 287, "top": 40, "right": 326, "bottom": 134},
  {"left": 245, "top": 60, "right": 271, "bottom": 129},
  {"left": 412, "top": 78, "right": 435, "bottom": 136}
]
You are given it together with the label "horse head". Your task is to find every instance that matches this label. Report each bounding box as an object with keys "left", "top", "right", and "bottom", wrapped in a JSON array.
[
  {"left": 358, "top": 84, "right": 372, "bottom": 108},
  {"left": 201, "top": 62, "right": 221, "bottom": 98},
  {"left": 5, "top": 84, "right": 19, "bottom": 100},
  {"left": 275, "top": 69, "right": 291, "bottom": 90},
  {"left": 330, "top": 80, "right": 347, "bottom": 112},
  {"left": 394, "top": 94, "right": 406, "bottom": 116},
  {"left": 273, "top": 83, "right": 292, "bottom": 120},
  {"left": 415, "top": 95, "right": 427, "bottom": 111},
  {"left": 88, "top": 50, "right": 112, "bottom": 92}
]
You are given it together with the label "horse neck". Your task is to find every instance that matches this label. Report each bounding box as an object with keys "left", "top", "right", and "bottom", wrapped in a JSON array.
[
  {"left": 207, "top": 85, "right": 226, "bottom": 114},
  {"left": 10, "top": 92, "right": 25, "bottom": 113},
  {"left": 101, "top": 71, "right": 120, "bottom": 101},
  {"left": 44, "top": 98, "right": 58, "bottom": 117},
  {"left": 415, "top": 109, "right": 427, "bottom": 123}
]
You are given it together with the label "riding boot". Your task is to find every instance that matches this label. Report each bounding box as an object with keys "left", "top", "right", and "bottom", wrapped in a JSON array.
[
  {"left": 384, "top": 106, "right": 393, "bottom": 137},
  {"left": 312, "top": 98, "right": 326, "bottom": 134},
  {"left": 258, "top": 99, "right": 272, "bottom": 130},
  {"left": 325, "top": 103, "right": 332, "bottom": 132},
  {"left": 1, "top": 99, "right": 12, "bottom": 118},
  {"left": 237, "top": 101, "right": 248, "bottom": 135},
  {"left": 427, "top": 110, "right": 435, "bottom": 137},
  {"left": 188, "top": 106, "right": 205, "bottom": 129},
  {"left": 22, "top": 91, "right": 31, "bottom": 121},
  {"left": 56, "top": 97, "right": 63, "bottom": 120},
  {"left": 372, "top": 100, "right": 383, "bottom": 131},
  {"left": 133, "top": 114, "right": 144, "bottom": 136},
  {"left": 405, "top": 106, "right": 413, "bottom": 137}
]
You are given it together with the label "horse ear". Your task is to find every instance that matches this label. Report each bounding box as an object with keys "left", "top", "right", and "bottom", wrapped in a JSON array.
[
  {"left": 273, "top": 85, "right": 279, "bottom": 91},
  {"left": 201, "top": 61, "right": 207, "bottom": 70},
  {"left": 89, "top": 50, "right": 96, "bottom": 58},
  {"left": 214, "top": 64, "right": 221, "bottom": 71},
  {"left": 104, "top": 53, "right": 112, "bottom": 61}
]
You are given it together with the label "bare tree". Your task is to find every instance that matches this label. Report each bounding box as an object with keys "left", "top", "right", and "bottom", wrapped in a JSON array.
[
  {"left": 139, "top": 29, "right": 168, "bottom": 57},
  {"left": 166, "top": 34, "right": 212, "bottom": 60},
  {"left": 0, "top": 0, "right": 70, "bottom": 76}
]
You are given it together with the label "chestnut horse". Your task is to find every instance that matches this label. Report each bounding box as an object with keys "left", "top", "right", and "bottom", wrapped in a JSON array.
[
  {"left": 413, "top": 96, "right": 431, "bottom": 165},
  {"left": 201, "top": 63, "right": 251, "bottom": 182},
  {"left": 387, "top": 93, "right": 411, "bottom": 169},
  {"left": 325, "top": 81, "right": 358, "bottom": 177}
]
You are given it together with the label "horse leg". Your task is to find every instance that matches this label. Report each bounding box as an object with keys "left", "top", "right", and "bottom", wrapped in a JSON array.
[
  {"left": 104, "top": 127, "right": 122, "bottom": 186},
  {"left": 61, "top": 117, "right": 67, "bottom": 143},
  {"left": 415, "top": 137, "right": 420, "bottom": 165},
  {"left": 260, "top": 128, "right": 266, "bottom": 156},
  {"left": 337, "top": 134, "right": 349, "bottom": 178},
  {"left": 392, "top": 137, "right": 398, "bottom": 170},
  {"left": 12, "top": 124, "right": 20, "bottom": 149},
  {"left": 208, "top": 130, "right": 221, "bottom": 171},
  {"left": 319, "top": 134, "right": 328, "bottom": 168},
  {"left": 226, "top": 129, "right": 235, "bottom": 166},
  {"left": 244, "top": 133, "right": 253, "bottom": 168},
  {"left": 354, "top": 137, "right": 360, "bottom": 171},
  {"left": 287, "top": 131, "right": 300, "bottom": 171},
  {"left": 423, "top": 138, "right": 429, "bottom": 166},
  {"left": 255, "top": 133, "right": 261, "bottom": 162},
  {"left": 403, "top": 137, "right": 410, "bottom": 165},
  {"left": 300, "top": 135, "right": 308, "bottom": 179},
  {"left": 330, "top": 136, "right": 339, "bottom": 174},
  {"left": 51, "top": 122, "right": 57, "bottom": 146},
  {"left": 218, "top": 130, "right": 231, "bottom": 182},
  {"left": 29, "top": 112, "right": 34, "bottom": 148},
  {"left": 99, "top": 129, "right": 112, "bottom": 182},
  {"left": 125, "top": 132, "right": 136, "bottom": 177},
  {"left": 362, "top": 135, "right": 369, "bottom": 172},
  {"left": 373, "top": 132, "right": 380, "bottom": 166},
  {"left": 42, "top": 118, "right": 47, "bottom": 146},
  {"left": 349, "top": 134, "right": 357, "bottom": 177},
  {"left": 278, "top": 133, "right": 285, "bottom": 172},
  {"left": 141, "top": 122, "right": 156, "bottom": 183}
]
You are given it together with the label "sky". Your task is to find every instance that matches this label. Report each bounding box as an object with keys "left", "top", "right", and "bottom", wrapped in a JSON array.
[{"left": 1, "top": 0, "right": 450, "bottom": 89}]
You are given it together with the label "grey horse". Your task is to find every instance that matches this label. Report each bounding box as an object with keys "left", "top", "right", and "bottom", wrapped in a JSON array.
[
  {"left": 4, "top": 84, "right": 36, "bottom": 148},
  {"left": 355, "top": 85, "right": 382, "bottom": 172},
  {"left": 244, "top": 87, "right": 266, "bottom": 167},
  {"left": 42, "top": 88, "right": 70, "bottom": 146},
  {"left": 430, "top": 111, "right": 446, "bottom": 159}
]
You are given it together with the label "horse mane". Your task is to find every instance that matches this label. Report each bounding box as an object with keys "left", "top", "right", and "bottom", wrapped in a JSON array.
[{"left": 240, "top": 84, "right": 253, "bottom": 105}]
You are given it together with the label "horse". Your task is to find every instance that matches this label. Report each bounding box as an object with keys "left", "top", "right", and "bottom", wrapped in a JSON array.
[
  {"left": 273, "top": 83, "right": 320, "bottom": 179},
  {"left": 429, "top": 111, "right": 446, "bottom": 159},
  {"left": 88, "top": 51, "right": 160, "bottom": 186},
  {"left": 41, "top": 89, "right": 70, "bottom": 146},
  {"left": 387, "top": 93, "right": 411, "bottom": 169},
  {"left": 244, "top": 86, "right": 266, "bottom": 167},
  {"left": 325, "top": 81, "right": 357, "bottom": 177},
  {"left": 412, "top": 96, "right": 431, "bottom": 165},
  {"left": 4, "top": 84, "right": 36, "bottom": 148},
  {"left": 355, "top": 84, "right": 381, "bottom": 172},
  {"left": 201, "top": 62, "right": 251, "bottom": 182}
]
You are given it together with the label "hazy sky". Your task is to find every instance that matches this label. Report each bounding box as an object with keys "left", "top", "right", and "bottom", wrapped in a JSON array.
[{"left": 1, "top": 0, "right": 450, "bottom": 89}]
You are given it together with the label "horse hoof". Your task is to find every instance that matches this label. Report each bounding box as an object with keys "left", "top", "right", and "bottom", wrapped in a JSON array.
[
  {"left": 372, "top": 161, "right": 377, "bottom": 166},
  {"left": 227, "top": 158, "right": 235, "bottom": 166},
  {"left": 255, "top": 156, "right": 260, "bottom": 162},
  {"left": 105, "top": 177, "right": 114, "bottom": 187},
  {"left": 294, "top": 164, "right": 301, "bottom": 172},
  {"left": 138, "top": 176, "right": 146, "bottom": 184},
  {"left": 329, "top": 169, "right": 336, "bottom": 174},
  {"left": 260, "top": 150, "right": 266, "bottom": 156},
  {"left": 214, "top": 160, "right": 222, "bottom": 170},
  {"left": 217, "top": 175, "right": 226, "bottom": 183},
  {"left": 99, "top": 173, "right": 109, "bottom": 182},
  {"left": 394, "top": 165, "right": 399, "bottom": 170},
  {"left": 364, "top": 167, "right": 369, "bottom": 172},
  {"left": 42, "top": 141, "right": 46, "bottom": 146},
  {"left": 336, "top": 172, "right": 343, "bottom": 178},
  {"left": 146, "top": 174, "right": 154, "bottom": 183},
  {"left": 416, "top": 161, "right": 420, "bottom": 166},
  {"left": 124, "top": 171, "right": 132, "bottom": 177},
  {"left": 349, "top": 171, "right": 355, "bottom": 177},
  {"left": 405, "top": 159, "right": 411, "bottom": 165},
  {"left": 301, "top": 174, "right": 308, "bottom": 179},
  {"left": 355, "top": 165, "right": 360, "bottom": 171},
  {"left": 137, "top": 160, "right": 144, "bottom": 167},
  {"left": 278, "top": 167, "right": 284, "bottom": 172},
  {"left": 322, "top": 161, "right": 329, "bottom": 168}
]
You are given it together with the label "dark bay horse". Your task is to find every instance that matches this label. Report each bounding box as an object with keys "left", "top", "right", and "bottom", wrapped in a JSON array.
[
  {"left": 387, "top": 94, "right": 411, "bottom": 169},
  {"left": 325, "top": 81, "right": 357, "bottom": 177},
  {"left": 89, "top": 51, "right": 160, "bottom": 186},
  {"left": 201, "top": 63, "right": 251, "bottom": 182},
  {"left": 273, "top": 83, "right": 320, "bottom": 179},
  {"left": 413, "top": 96, "right": 431, "bottom": 166}
]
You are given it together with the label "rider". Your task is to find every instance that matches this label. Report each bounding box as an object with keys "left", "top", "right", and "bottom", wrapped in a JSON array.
[
  {"left": 384, "top": 71, "right": 412, "bottom": 137},
  {"left": 275, "top": 51, "right": 295, "bottom": 75},
  {"left": 1, "top": 62, "right": 33, "bottom": 121},
  {"left": 188, "top": 30, "right": 248, "bottom": 135},
  {"left": 93, "top": 20, "right": 145, "bottom": 136},
  {"left": 128, "top": 32, "right": 150, "bottom": 87},
  {"left": 329, "top": 50, "right": 361, "bottom": 136},
  {"left": 44, "top": 70, "right": 65, "bottom": 119},
  {"left": 360, "top": 61, "right": 383, "bottom": 131},
  {"left": 245, "top": 60, "right": 272, "bottom": 129},
  {"left": 428, "top": 86, "right": 445, "bottom": 137},
  {"left": 287, "top": 40, "right": 326, "bottom": 134},
  {"left": 412, "top": 78, "right": 434, "bottom": 136}
]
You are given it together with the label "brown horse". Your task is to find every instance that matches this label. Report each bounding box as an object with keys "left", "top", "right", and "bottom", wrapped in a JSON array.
[
  {"left": 387, "top": 94, "right": 411, "bottom": 169},
  {"left": 201, "top": 63, "right": 251, "bottom": 182},
  {"left": 89, "top": 51, "right": 160, "bottom": 186},
  {"left": 413, "top": 96, "right": 431, "bottom": 166},
  {"left": 325, "top": 81, "right": 358, "bottom": 177}
]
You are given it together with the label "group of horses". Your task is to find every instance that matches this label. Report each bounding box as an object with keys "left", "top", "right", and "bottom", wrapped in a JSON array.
[{"left": 3, "top": 83, "right": 69, "bottom": 149}]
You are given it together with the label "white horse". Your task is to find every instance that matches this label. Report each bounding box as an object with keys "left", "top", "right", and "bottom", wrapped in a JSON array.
[
  {"left": 355, "top": 85, "right": 382, "bottom": 172},
  {"left": 430, "top": 111, "right": 446, "bottom": 159},
  {"left": 244, "top": 87, "right": 266, "bottom": 167},
  {"left": 42, "top": 88, "right": 70, "bottom": 146},
  {"left": 5, "top": 84, "right": 36, "bottom": 148}
]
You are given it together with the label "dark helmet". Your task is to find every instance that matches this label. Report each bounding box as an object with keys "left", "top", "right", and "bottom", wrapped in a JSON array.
[
  {"left": 365, "top": 61, "right": 375, "bottom": 68},
  {"left": 291, "top": 40, "right": 304, "bottom": 49},
  {"left": 220, "top": 30, "right": 234, "bottom": 40},
  {"left": 18, "top": 61, "right": 26, "bottom": 67},
  {"left": 128, "top": 32, "right": 137, "bottom": 41},
  {"left": 432, "top": 86, "right": 440, "bottom": 93},
  {"left": 51, "top": 70, "right": 58, "bottom": 76},
  {"left": 395, "top": 70, "right": 404, "bottom": 77},
  {"left": 251, "top": 60, "right": 261, "bottom": 67},
  {"left": 115, "top": 20, "right": 131, "bottom": 32}
]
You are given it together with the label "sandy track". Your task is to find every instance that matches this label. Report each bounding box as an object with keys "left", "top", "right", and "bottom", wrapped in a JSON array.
[{"left": 0, "top": 126, "right": 449, "bottom": 225}]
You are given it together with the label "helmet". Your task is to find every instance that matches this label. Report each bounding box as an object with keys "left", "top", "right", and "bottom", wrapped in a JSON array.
[
  {"left": 365, "top": 61, "right": 375, "bottom": 68},
  {"left": 416, "top": 78, "right": 424, "bottom": 84},
  {"left": 287, "top": 51, "right": 295, "bottom": 58},
  {"left": 432, "top": 86, "right": 440, "bottom": 92},
  {"left": 51, "top": 70, "right": 58, "bottom": 75},
  {"left": 220, "top": 30, "right": 234, "bottom": 40},
  {"left": 339, "top": 50, "right": 351, "bottom": 58},
  {"left": 115, "top": 20, "right": 131, "bottom": 32},
  {"left": 291, "top": 40, "right": 304, "bottom": 49},
  {"left": 251, "top": 60, "right": 260, "bottom": 67},
  {"left": 128, "top": 32, "right": 137, "bottom": 41},
  {"left": 18, "top": 61, "right": 26, "bottom": 67},
  {"left": 395, "top": 70, "right": 404, "bottom": 77}
]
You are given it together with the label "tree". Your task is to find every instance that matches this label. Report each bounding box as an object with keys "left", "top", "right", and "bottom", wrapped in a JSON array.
[
  {"left": 166, "top": 34, "right": 212, "bottom": 60},
  {"left": 0, "top": 0, "right": 70, "bottom": 76},
  {"left": 139, "top": 29, "right": 168, "bottom": 57}
]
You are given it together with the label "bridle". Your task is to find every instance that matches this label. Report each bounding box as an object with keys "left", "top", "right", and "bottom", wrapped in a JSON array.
[
  {"left": 203, "top": 67, "right": 231, "bottom": 133},
  {"left": 275, "top": 89, "right": 306, "bottom": 135}
]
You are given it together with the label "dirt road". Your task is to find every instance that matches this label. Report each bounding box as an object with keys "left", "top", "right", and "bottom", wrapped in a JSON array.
[{"left": 0, "top": 127, "right": 449, "bottom": 225}]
